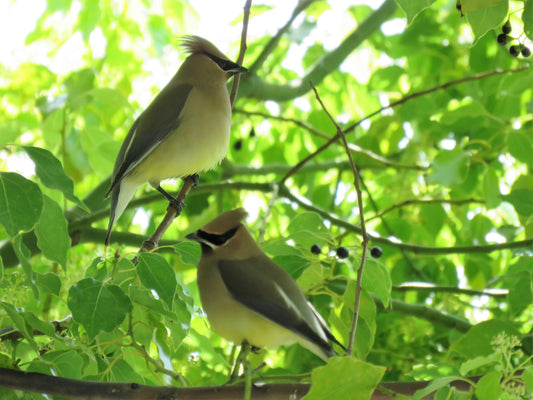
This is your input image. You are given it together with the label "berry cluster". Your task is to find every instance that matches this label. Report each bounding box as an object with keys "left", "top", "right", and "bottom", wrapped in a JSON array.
[
  {"left": 310, "top": 244, "right": 349, "bottom": 259},
  {"left": 310, "top": 245, "right": 383, "bottom": 259},
  {"left": 497, "top": 21, "right": 530, "bottom": 58}
]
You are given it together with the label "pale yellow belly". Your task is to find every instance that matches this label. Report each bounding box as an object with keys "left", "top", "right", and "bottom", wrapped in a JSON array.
[{"left": 127, "top": 85, "right": 231, "bottom": 185}]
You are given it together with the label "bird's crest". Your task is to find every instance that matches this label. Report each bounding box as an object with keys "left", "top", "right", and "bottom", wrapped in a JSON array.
[
  {"left": 202, "top": 208, "right": 248, "bottom": 234},
  {"left": 180, "top": 35, "right": 229, "bottom": 60}
]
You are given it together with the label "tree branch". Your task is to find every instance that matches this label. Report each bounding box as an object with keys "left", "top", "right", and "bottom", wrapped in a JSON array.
[
  {"left": 238, "top": 0, "right": 398, "bottom": 101},
  {"left": 0, "top": 367, "right": 486, "bottom": 400},
  {"left": 248, "top": 0, "right": 316, "bottom": 75},
  {"left": 375, "top": 296, "right": 472, "bottom": 333}
]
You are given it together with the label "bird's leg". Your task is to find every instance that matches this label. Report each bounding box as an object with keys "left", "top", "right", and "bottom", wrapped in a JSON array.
[
  {"left": 186, "top": 173, "right": 200, "bottom": 188},
  {"left": 156, "top": 185, "right": 185, "bottom": 213},
  {"left": 229, "top": 340, "right": 251, "bottom": 382},
  {"left": 250, "top": 346, "right": 261, "bottom": 354}
]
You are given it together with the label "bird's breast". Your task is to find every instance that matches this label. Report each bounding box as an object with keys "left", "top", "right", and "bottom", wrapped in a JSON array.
[{"left": 130, "top": 85, "right": 231, "bottom": 184}]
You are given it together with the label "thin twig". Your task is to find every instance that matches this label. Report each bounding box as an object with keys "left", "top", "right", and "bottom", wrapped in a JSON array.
[
  {"left": 282, "top": 65, "right": 529, "bottom": 182},
  {"left": 367, "top": 197, "right": 485, "bottom": 221},
  {"left": 229, "top": 0, "right": 252, "bottom": 107},
  {"left": 235, "top": 108, "right": 426, "bottom": 174},
  {"left": 280, "top": 135, "right": 338, "bottom": 184},
  {"left": 258, "top": 183, "right": 279, "bottom": 244},
  {"left": 127, "top": 315, "right": 186, "bottom": 386},
  {"left": 309, "top": 82, "right": 369, "bottom": 357},
  {"left": 392, "top": 284, "right": 508, "bottom": 297}
]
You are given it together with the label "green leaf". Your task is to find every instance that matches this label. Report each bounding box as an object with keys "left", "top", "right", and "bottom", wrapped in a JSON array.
[
  {"left": 523, "top": 367, "right": 533, "bottom": 392},
  {"left": 508, "top": 132, "right": 533, "bottom": 166},
  {"left": 23, "top": 146, "right": 86, "bottom": 210},
  {"left": 77, "top": 1, "right": 100, "bottom": 41},
  {"left": 12, "top": 235, "right": 39, "bottom": 298},
  {"left": 79, "top": 128, "right": 118, "bottom": 176},
  {"left": 430, "top": 149, "right": 469, "bottom": 187},
  {"left": 272, "top": 254, "right": 309, "bottom": 280},
  {"left": 64, "top": 68, "right": 95, "bottom": 101},
  {"left": 466, "top": 0, "right": 508, "bottom": 42},
  {"left": 68, "top": 278, "right": 132, "bottom": 340},
  {"left": 459, "top": 355, "right": 498, "bottom": 375},
  {"left": 147, "top": 15, "right": 172, "bottom": 57},
  {"left": 394, "top": 0, "right": 437, "bottom": 25},
  {"left": 451, "top": 320, "right": 519, "bottom": 358},
  {"left": 524, "top": 0, "right": 533, "bottom": 41},
  {"left": 128, "top": 286, "right": 177, "bottom": 319},
  {"left": 503, "top": 189, "right": 533, "bottom": 217},
  {"left": 48, "top": 0, "right": 72, "bottom": 12},
  {"left": 41, "top": 350, "right": 84, "bottom": 380},
  {"left": 0, "top": 302, "right": 38, "bottom": 352},
  {"left": 35, "top": 272, "right": 61, "bottom": 296},
  {"left": 483, "top": 167, "right": 500, "bottom": 209},
  {"left": 460, "top": 0, "right": 502, "bottom": 14},
  {"left": 475, "top": 371, "right": 502, "bottom": 400},
  {"left": 508, "top": 274, "right": 533, "bottom": 315},
  {"left": 113, "top": 258, "right": 137, "bottom": 289},
  {"left": 34, "top": 195, "right": 70, "bottom": 269},
  {"left": 303, "top": 357, "right": 385, "bottom": 400},
  {"left": 341, "top": 283, "right": 376, "bottom": 359},
  {"left": 173, "top": 240, "right": 201, "bottom": 266},
  {"left": 137, "top": 253, "right": 177, "bottom": 309},
  {"left": 361, "top": 258, "right": 391, "bottom": 307},
  {"left": 22, "top": 311, "right": 57, "bottom": 337},
  {"left": 0, "top": 172, "right": 42, "bottom": 237},
  {"left": 296, "top": 261, "right": 328, "bottom": 292},
  {"left": 287, "top": 212, "right": 332, "bottom": 248},
  {"left": 412, "top": 376, "right": 463, "bottom": 400}
]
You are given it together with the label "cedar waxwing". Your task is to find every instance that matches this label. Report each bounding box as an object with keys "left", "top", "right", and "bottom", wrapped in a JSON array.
[
  {"left": 186, "top": 209, "right": 344, "bottom": 361},
  {"left": 105, "top": 36, "right": 247, "bottom": 245}
]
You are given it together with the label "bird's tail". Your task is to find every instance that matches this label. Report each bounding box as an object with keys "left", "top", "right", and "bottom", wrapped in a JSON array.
[{"left": 105, "top": 179, "right": 138, "bottom": 245}]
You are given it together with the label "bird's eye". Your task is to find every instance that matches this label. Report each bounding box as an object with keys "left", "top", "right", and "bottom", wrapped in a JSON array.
[{"left": 197, "top": 226, "right": 239, "bottom": 246}]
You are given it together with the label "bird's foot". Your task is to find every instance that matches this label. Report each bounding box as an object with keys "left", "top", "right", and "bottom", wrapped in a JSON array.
[
  {"left": 186, "top": 173, "right": 200, "bottom": 188},
  {"left": 167, "top": 198, "right": 185, "bottom": 214}
]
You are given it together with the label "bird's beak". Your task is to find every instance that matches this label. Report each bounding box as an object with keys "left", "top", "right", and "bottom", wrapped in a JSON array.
[
  {"left": 186, "top": 231, "right": 200, "bottom": 242},
  {"left": 228, "top": 65, "right": 248, "bottom": 77}
]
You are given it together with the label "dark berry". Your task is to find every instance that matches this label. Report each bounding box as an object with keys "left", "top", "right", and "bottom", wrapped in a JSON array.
[
  {"left": 336, "top": 246, "right": 349, "bottom": 259},
  {"left": 370, "top": 246, "right": 383, "bottom": 258},
  {"left": 497, "top": 34, "right": 507, "bottom": 45},
  {"left": 455, "top": 1, "right": 461, "bottom": 12},
  {"left": 502, "top": 21, "right": 511, "bottom": 35},
  {"left": 249, "top": 127, "right": 256, "bottom": 138},
  {"left": 510, "top": 46, "right": 519, "bottom": 57},
  {"left": 233, "top": 139, "right": 242, "bottom": 150},
  {"left": 522, "top": 47, "right": 531, "bottom": 57},
  {"left": 310, "top": 244, "right": 321, "bottom": 255}
]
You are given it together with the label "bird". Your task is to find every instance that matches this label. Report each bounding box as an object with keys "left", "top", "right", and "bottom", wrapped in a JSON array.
[
  {"left": 186, "top": 208, "right": 344, "bottom": 361},
  {"left": 104, "top": 36, "right": 247, "bottom": 245}
]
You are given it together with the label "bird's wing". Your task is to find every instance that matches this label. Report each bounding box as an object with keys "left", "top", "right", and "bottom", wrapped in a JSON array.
[
  {"left": 217, "top": 257, "right": 332, "bottom": 352},
  {"left": 107, "top": 82, "right": 193, "bottom": 194}
]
